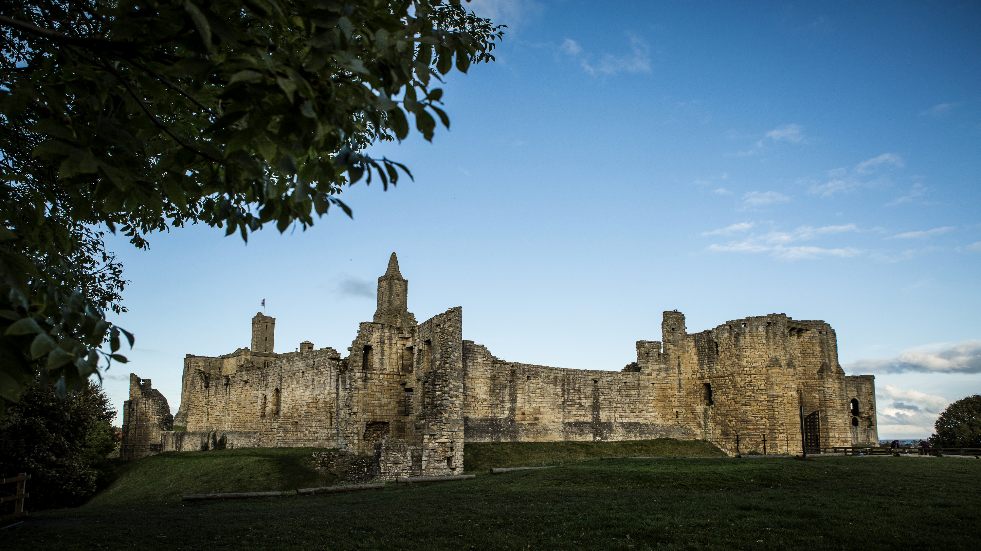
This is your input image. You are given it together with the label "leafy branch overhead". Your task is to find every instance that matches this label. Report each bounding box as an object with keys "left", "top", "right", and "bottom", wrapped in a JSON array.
[{"left": 0, "top": 0, "right": 504, "bottom": 403}]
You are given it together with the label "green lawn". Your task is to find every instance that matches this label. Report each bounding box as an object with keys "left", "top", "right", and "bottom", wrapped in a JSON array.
[{"left": 5, "top": 446, "right": 980, "bottom": 550}]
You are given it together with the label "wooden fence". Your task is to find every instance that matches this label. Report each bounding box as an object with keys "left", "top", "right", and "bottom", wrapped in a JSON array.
[
  {"left": 828, "top": 446, "right": 981, "bottom": 457},
  {"left": 1, "top": 473, "right": 30, "bottom": 522}
]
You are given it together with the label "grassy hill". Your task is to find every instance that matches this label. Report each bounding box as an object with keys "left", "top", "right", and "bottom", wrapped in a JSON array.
[{"left": 8, "top": 441, "right": 981, "bottom": 550}]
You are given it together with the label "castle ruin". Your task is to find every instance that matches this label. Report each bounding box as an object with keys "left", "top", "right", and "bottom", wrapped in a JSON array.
[{"left": 121, "top": 253, "right": 878, "bottom": 476}]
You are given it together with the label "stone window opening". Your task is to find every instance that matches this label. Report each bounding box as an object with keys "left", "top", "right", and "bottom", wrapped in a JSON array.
[
  {"left": 362, "top": 345, "right": 373, "bottom": 371},
  {"left": 703, "top": 383, "right": 713, "bottom": 406},
  {"left": 272, "top": 388, "right": 281, "bottom": 416},
  {"left": 851, "top": 416, "right": 859, "bottom": 427},
  {"left": 402, "top": 346, "right": 414, "bottom": 374},
  {"left": 849, "top": 398, "right": 859, "bottom": 416},
  {"left": 260, "top": 395, "right": 267, "bottom": 418},
  {"left": 423, "top": 340, "right": 432, "bottom": 371},
  {"left": 404, "top": 388, "right": 413, "bottom": 416},
  {"left": 446, "top": 456, "right": 454, "bottom": 469},
  {"left": 714, "top": 342, "right": 720, "bottom": 357},
  {"left": 741, "top": 323, "right": 747, "bottom": 328}
]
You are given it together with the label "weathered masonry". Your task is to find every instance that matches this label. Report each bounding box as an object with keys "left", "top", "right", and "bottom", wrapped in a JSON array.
[{"left": 121, "top": 253, "right": 878, "bottom": 476}]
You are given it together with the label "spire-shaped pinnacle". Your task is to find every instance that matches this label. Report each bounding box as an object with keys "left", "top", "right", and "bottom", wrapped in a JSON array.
[{"left": 385, "top": 252, "right": 402, "bottom": 278}]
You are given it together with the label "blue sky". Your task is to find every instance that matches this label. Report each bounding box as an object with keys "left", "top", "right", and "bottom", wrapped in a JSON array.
[{"left": 102, "top": 1, "right": 981, "bottom": 440}]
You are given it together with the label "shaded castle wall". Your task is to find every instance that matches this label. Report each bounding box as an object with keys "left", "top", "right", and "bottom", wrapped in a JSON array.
[
  {"left": 120, "top": 375, "right": 173, "bottom": 460},
  {"left": 175, "top": 346, "right": 344, "bottom": 449},
  {"left": 462, "top": 341, "right": 692, "bottom": 443}
]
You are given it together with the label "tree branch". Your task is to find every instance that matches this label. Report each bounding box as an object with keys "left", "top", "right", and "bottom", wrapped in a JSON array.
[{"left": 0, "top": 14, "right": 134, "bottom": 53}]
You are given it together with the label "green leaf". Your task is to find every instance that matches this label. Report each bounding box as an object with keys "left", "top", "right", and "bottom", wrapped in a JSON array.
[
  {"left": 110, "top": 326, "right": 121, "bottom": 353},
  {"left": 110, "top": 354, "right": 129, "bottom": 364},
  {"left": 277, "top": 77, "right": 297, "bottom": 103},
  {"left": 46, "top": 347, "right": 73, "bottom": 371},
  {"left": 228, "top": 70, "right": 263, "bottom": 85},
  {"left": 6, "top": 317, "right": 43, "bottom": 336},
  {"left": 120, "top": 328, "right": 135, "bottom": 348},
  {"left": 389, "top": 107, "right": 409, "bottom": 140},
  {"left": 30, "top": 333, "right": 57, "bottom": 360},
  {"left": 300, "top": 101, "right": 316, "bottom": 118},
  {"left": 185, "top": 2, "right": 214, "bottom": 54}
]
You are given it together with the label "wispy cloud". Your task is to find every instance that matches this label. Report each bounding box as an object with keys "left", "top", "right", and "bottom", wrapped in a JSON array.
[
  {"left": 705, "top": 224, "right": 862, "bottom": 260},
  {"left": 701, "top": 222, "right": 754, "bottom": 236},
  {"left": 855, "top": 153, "right": 904, "bottom": 175},
  {"left": 967, "top": 242, "right": 981, "bottom": 252},
  {"left": 809, "top": 153, "right": 904, "bottom": 197},
  {"left": 561, "top": 32, "right": 651, "bottom": 76},
  {"left": 467, "top": 0, "right": 540, "bottom": 26},
  {"left": 886, "top": 183, "right": 926, "bottom": 206},
  {"left": 734, "top": 124, "right": 805, "bottom": 156},
  {"left": 919, "top": 102, "right": 958, "bottom": 117},
  {"left": 890, "top": 226, "right": 954, "bottom": 239},
  {"left": 713, "top": 187, "right": 732, "bottom": 195},
  {"left": 561, "top": 38, "right": 582, "bottom": 56},
  {"left": 765, "top": 123, "right": 804, "bottom": 143},
  {"left": 843, "top": 339, "right": 981, "bottom": 374},
  {"left": 338, "top": 276, "right": 375, "bottom": 299},
  {"left": 743, "top": 191, "right": 790, "bottom": 206}
]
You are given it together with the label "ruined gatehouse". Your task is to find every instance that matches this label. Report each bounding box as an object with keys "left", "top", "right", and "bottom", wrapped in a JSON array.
[{"left": 121, "top": 253, "right": 878, "bottom": 477}]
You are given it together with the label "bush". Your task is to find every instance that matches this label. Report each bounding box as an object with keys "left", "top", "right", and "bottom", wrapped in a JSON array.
[
  {"left": 929, "top": 394, "right": 981, "bottom": 448},
  {"left": 0, "top": 380, "right": 118, "bottom": 510}
]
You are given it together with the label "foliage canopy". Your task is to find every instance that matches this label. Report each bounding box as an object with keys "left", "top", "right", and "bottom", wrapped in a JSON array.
[
  {"left": 930, "top": 394, "right": 981, "bottom": 448},
  {"left": 0, "top": 0, "right": 503, "bottom": 405}
]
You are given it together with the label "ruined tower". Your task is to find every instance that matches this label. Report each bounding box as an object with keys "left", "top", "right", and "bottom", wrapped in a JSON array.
[
  {"left": 374, "top": 252, "right": 417, "bottom": 327},
  {"left": 252, "top": 312, "right": 276, "bottom": 353}
]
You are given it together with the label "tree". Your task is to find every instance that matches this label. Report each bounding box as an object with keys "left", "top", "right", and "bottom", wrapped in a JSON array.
[
  {"left": 929, "top": 394, "right": 981, "bottom": 448},
  {"left": 0, "top": 379, "right": 118, "bottom": 510},
  {"left": 0, "top": 0, "right": 504, "bottom": 406}
]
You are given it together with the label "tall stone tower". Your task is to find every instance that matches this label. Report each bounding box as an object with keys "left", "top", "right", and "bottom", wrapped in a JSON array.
[
  {"left": 252, "top": 312, "right": 276, "bottom": 353},
  {"left": 374, "top": 253, "right": 417, "bottom": 327}
]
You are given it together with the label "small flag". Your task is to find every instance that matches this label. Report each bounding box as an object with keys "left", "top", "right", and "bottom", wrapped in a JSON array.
[{"left": 261, "top": 299, "right": 265, "bottom": 307}]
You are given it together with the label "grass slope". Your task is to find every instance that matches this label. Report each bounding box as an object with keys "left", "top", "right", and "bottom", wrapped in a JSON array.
[{"left": 90, "top": 447, "right": 338, "bottom": 506}]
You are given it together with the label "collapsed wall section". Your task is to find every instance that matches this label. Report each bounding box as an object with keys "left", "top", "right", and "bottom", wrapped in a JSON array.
[{"left": 120, "top": 374, "right": 174, "bottom": 460}]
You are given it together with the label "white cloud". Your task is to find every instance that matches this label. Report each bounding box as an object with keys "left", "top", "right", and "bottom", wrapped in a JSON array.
[
  {"left": 843, "top": 339, "right": 981, "bottom": 374},
  {"left": 705, "top": 224, "right": 863, "bottom": 260},
  {"left": 890, "top": 226, "right": 954, "bottom": 239},
  {"left": 873, "top": 384, "right": 950, "bottom": 439},
  {"left": 919, "top": 102, "right": 958, "bottom": 116},
  {"left": 855, "top": 153, "right": 904, "bottom": 175},
  {"left": 563, "top": 32, "right": 651, "bottom": 76},
  {"left": 765, "top": 123, "right": 804, "bottom": 143},
  {"left": 743, "top": 191, "right": 790, "bottom": 206},
  {"left": 879, "top": 384, "right": 949, "bottom": 412},
  {"left": 967, "top": 242, "right": 981, "bottom": 252},
  {"left": 561, "top": 38, "right": 582, "bottom": 56},
  {"left": 713, "top": 187, "right": 732, "bottom": 195},
  {"left": 701, "top": 222, "right": 753, "bottom": 236}
]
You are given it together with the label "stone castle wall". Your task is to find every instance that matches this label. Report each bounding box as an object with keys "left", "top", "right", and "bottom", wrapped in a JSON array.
[{"left": 120, "top": 253, "right": 878, "bottom": 475}]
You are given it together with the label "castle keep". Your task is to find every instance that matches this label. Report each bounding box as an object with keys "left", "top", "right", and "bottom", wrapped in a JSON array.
[{"left": 121, "top": 254, "right": 878, "bottom": 476}]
